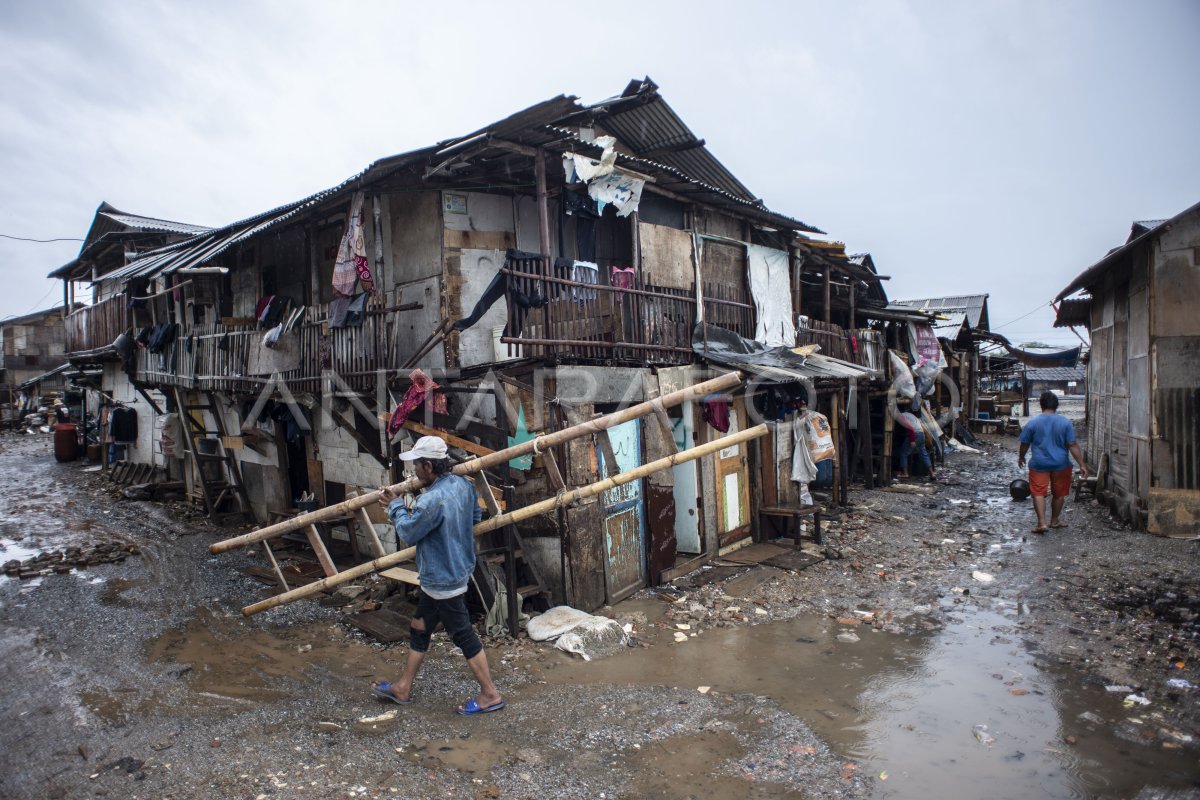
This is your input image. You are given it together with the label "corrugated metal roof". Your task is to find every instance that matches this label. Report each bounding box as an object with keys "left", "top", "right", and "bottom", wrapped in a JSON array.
[
  {"left": 97, "top": 211, "right": 211, "bottom": 237},
  {"left": 94, "top": 81, "right": 827, "bottom": 286},
  {"left": 98, "top": 145, "right": 440, "bottom": 284},
  {"left": 893, "top": 295, "right": 989, "bottom": 330},
  {"left": 1025, "top": 365, "right": 1086, "bottom": 382},
  {"left": 547, "top": 126, "right": 822, "bottom": 234},
  {"left": 719, "top": 354, "right": 874, "bottom": 383},
  {"left": 1057, "top": 200, "right": 1200, "bottom": 301}
]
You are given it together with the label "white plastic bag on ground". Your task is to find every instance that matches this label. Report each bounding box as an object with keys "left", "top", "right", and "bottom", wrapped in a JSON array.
[
  {"left": 525, "top": 605, "right": 630, "bottom": 661},
  {"left": 526, "top": 606, "right": 593, "bottom": 641}
]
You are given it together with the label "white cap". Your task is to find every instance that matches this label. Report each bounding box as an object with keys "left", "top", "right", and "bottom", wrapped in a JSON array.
[{"left": 397, "top": 435, "right": 449, "bottom": 461}]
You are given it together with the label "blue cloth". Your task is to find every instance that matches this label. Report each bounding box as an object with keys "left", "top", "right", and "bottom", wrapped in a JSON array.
[
  {"left": 811, "top": 458, "right": 834, "bottom": 488},
  {"left": 898, "top": 431, "right": 932, "bottom": 475},
  {"left": 387, "top": 474, "right": 483, "bottom": 595},
  {"left": 1019, "top": 413, "right": 1076, "bottom": 472}
]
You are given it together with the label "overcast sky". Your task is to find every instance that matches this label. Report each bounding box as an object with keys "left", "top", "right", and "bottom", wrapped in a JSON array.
[{"left": 2, "top": 0, "right": 1197, "bottom": 344}]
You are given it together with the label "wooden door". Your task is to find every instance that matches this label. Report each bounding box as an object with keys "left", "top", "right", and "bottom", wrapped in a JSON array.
[
  {"left": 716, "top": 399, "right": 751, "bottom": 548},
  {"left": 599, "top": 419, "right": 646, "bottom": 603}
]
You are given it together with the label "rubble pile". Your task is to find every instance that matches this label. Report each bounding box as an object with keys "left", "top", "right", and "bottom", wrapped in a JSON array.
[{"left": 2, "top": 542, "right": 140, "bottom": 579}]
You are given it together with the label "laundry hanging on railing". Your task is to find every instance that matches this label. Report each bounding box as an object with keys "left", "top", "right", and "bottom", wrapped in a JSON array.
[
  {"left": 571, "top": 261, "right": 599, "bottom": 302},
  {"left": 610, "top": 266, "right": 636, "bottom": 295},
  {"left": 329, "top": 292, "right": 369, "bottom": 328},
  {"left": 333, "top": 191, "right": 372, "bottom": 296}
]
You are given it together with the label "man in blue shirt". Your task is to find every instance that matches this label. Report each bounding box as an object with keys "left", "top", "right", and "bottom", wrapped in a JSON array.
[
  {"left": 371, "top": 436, "right": 504, "bottom": 715},
  {"left": 1018, "top": 392, "right": 1089, "bottom": 533}
]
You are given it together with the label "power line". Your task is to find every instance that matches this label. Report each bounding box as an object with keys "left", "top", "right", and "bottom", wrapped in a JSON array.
[
  {"left": 0, "top": 233, "right": 83, "bottom": 243},
  {"left": 992, "top": 300, "right": 1052, "bottom": 330}
]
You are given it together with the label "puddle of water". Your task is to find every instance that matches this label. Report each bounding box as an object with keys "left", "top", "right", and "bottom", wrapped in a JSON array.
[
  {"left": 547, "top": 611, "right": 1197, "bottom": 799},
  {"left": 621, "top": 730, "right": 803, "bottom": 799},
  {"left": 143, "top": 608, "right": 392, "bottom": 705},
  {"left": 409, "top": 738, "right": 511, "bottom": 775}
]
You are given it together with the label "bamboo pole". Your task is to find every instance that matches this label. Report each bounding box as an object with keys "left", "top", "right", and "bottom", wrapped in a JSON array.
[
  {"left": 241, "top": 422, "right": 768, "bottom": 616},
  {"left": 211, "top": 370, "right": 744, "bottom": 554}
]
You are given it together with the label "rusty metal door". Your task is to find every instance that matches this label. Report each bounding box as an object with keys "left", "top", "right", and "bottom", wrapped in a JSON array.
[{"left": 599, "top": 418, "right": 646, "bottom": 603}]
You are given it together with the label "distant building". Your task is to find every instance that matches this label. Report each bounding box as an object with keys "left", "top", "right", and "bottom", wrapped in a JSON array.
[
  {"left": 1, "top": 304, "right": 80, "bottom": 403},
  {"left": 1055, "top": 201, "right": 1200, "bottom": 536}
]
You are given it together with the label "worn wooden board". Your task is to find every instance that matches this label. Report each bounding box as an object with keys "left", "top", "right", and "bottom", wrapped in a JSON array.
[
  {"left": 638, "top": 222, "right": 694, "bottom": 290},
  {"left": 345, "top": 610, "right": 411, "bottom": 643},
  {"left": 443, "top": 229, "right": 515, "bottom": 251}
]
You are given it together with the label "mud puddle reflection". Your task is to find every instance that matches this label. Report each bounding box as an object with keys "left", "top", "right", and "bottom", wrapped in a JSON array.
[
  {"left": 144, "top": 609, "right": 395, "bottom": 706},
  {"left": 547, "top": 611, "right": 1197, "bottom": 799}
]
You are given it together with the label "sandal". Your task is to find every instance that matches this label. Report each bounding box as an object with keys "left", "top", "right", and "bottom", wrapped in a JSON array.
[{"left": 371, "top": 681, "right": 412, "bottom": 705}]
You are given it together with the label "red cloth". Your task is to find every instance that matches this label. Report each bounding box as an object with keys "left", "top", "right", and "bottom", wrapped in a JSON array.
[
  {"left": 387, "top": 369, "right": 439, "bottom": 437},
  {"left": 702, "top": 397, "right": 731, "bottom": 433}
]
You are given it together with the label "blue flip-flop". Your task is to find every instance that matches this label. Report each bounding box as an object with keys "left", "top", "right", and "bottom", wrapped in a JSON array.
[
  {"left": 372, "top": 682, "right": 412, "bottom": 705},
  {"left": 456, "top": 697, "right": 505, "bottom": 716}
]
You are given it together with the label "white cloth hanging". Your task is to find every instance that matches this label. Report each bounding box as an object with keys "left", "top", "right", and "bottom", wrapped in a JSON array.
[{"left": 747, "top": 244, "right": 796, "bottom": 348}]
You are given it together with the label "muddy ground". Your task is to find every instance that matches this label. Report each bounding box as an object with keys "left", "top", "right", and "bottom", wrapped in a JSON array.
[{"left": 0, "top": 431, "right": 1196, "bottom": 799}]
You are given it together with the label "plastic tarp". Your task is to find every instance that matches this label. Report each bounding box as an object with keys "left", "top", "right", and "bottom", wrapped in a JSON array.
[
  {"left": 746, "top": 244, "right": 796, "bottom": 348},
  {"left": 693, "top": 323, "right": 871, "bottom": 382}
]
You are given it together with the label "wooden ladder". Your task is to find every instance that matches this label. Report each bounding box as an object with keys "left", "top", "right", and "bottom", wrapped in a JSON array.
[{"left": 174, "top": 388, "right": 251, "bottom": 524}]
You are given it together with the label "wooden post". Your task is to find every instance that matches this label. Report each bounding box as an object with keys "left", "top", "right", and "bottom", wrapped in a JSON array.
[
  {"left": 535, "top": 147, "right": 552, "bottom": 261},
  {"left": 240, "top": 423, "right": 770, "bottom": 616},
  {"left": 211, "top": 371, "right": 746, "bottom": 553},
  {"left": 882, "top": 390, "right": 895, "bottom": 486},
  {"left": 830, "top": 391, "right": 842, "bottom": 506},
  {"left": 823, "top": 267, "right": 831, "bottom": 325},
  {"left": 860, "top": 388, "right": 875, "bottom": 490}
]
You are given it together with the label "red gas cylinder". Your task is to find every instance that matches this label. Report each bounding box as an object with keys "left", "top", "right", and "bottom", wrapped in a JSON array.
[{"left": 54, "top": 423, "right": 79, "bottom": 462}]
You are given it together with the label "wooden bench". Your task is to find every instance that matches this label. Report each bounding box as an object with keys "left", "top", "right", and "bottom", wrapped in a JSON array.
[{"left": 759, "top": 504, "right": 823, "bottom": 546}]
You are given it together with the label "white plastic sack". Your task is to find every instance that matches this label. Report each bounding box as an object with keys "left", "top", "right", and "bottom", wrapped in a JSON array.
[
  {"left": 525, "top": 605, "right": 630, "bottom": 661},
  {"left": 526, "top": 606, "right": 593, "bottom": 641},
  {"left": 553, "top": 616, "right": 629, "bottom": 662},
  {"left": 889, "top": 350, "right": 916, "bottom": 399}
]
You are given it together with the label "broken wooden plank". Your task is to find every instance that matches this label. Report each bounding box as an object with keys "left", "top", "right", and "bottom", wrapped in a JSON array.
[
  {"left": 401, "top": 420, "right": 497, "bottom": 459},
  {"left": 378, "top": 566, "right": 420, "bottom": 586}
]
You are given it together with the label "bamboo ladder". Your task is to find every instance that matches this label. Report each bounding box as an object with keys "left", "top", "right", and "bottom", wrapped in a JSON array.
[{"left": 210, "top": 371, "right": 751, "bottom": 616}]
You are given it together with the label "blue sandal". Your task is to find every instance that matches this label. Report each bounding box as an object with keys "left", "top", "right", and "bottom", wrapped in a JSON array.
[
  {"left": 371, "top": 682, "right": 412, "bottom": 705},
  {"left": 456, "top": 697, "right": 505, "bottom": 716}
]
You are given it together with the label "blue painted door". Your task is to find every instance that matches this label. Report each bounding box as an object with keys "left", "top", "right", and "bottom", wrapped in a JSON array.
[{"left": 599, "top": 419, "right": 646, "bottom": 602}]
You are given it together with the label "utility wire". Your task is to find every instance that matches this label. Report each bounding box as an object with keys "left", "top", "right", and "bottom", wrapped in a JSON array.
[
  {"left": 0, "top": 234, "right": 83, "bottom": 243},
  {"left": 991, "top": 300, "right": 1052, "bottom": 330}
]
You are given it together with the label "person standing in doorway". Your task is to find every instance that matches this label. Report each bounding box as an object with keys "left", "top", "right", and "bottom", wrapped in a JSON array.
[
  {"left": 371, "top": 436, "right": 504, "bottom": 715},
  {"left": 1018, "top": 392, "right": 1089, "bottom": 533}
]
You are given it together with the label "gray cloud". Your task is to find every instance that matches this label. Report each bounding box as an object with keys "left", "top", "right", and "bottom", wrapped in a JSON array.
[{"left": 2, "top": 0, "right": 1197, "bottom": 344}]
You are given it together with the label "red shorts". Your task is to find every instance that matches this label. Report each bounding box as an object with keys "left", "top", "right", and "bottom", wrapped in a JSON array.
[{"left": 1029, "top": 468, "right": 1072, "bottom": 498}]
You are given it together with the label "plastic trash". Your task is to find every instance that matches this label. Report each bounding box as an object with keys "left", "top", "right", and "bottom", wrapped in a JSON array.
[
  {"left": 972, "top": 571, "right": 995, "bottom": 583},
  {"left": 972, "top": 724, "right": 996, "bottom": 746},
  {"left": 1166, "top": 678, "right": 1194, "bottom": 690},
  {"left": 1123, "top": 693, "right": 1151, "bottom": 707}
]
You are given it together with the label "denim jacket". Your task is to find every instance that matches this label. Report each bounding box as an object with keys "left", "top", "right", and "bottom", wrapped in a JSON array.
[{"left": 386, "top": 474, "right": 482, "bottom": 594}]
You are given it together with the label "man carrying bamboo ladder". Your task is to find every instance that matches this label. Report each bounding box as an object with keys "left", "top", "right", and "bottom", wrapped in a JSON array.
[{"left": 370, "top": 436, "right": 505, "bottom": 716}]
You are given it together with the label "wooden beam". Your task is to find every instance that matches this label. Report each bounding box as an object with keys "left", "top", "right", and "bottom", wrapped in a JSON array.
[
  {"left": 401, "top": 419, "right": 497, "bottom": 459},
  {"left": 212, "top": 371, "right": 745, "bottom": 554},
  {"left": 240, "top": 423, "right": 769, "bottom": 616}
]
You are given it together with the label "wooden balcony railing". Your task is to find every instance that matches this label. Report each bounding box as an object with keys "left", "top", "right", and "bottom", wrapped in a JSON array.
[
  {"left": 65, "top": 294, "right": 130, "bottom": 354},
  {"left": 135, "top": 300, "right": 414, "bottom": 394},
  {"left": 500, "top": 254, "right": 695, "bottom": 365}
]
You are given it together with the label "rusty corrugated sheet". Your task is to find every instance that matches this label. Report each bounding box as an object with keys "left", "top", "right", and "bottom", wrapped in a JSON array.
[{"left": 1157, "top": 388, "right": 1199, "bottom": 490}]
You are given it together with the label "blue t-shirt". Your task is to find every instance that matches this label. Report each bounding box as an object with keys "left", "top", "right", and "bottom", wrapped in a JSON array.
[{"left": 1019, "top": 413, "right": 1076, "bottom": 472}]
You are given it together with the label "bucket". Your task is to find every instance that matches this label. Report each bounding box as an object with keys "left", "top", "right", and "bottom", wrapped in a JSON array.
[{"left": 54, "top": 423, "right": 80, "bottom": 462}]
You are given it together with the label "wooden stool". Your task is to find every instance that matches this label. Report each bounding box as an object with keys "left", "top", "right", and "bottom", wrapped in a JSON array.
[{"left": 759, "top": 504, "right": 823, "bottom": 546}]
